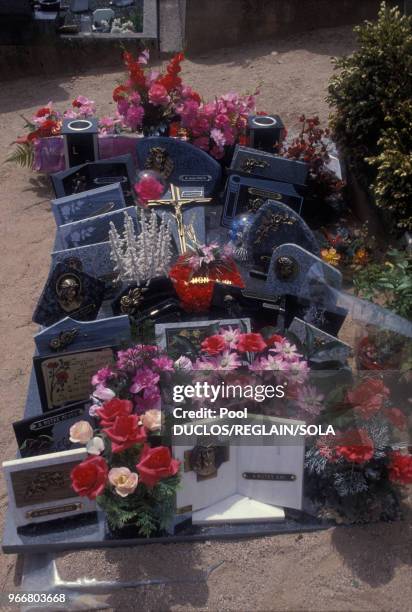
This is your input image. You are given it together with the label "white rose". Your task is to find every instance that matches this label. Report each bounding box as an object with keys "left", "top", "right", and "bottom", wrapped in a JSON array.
[{"left": 69, "top": 420, "right": 94, "bottom": 444}]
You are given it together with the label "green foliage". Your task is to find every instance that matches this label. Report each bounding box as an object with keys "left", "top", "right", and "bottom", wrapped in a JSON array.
[
  {"left": 367, "top": 100, "right": 412, "bottom": 231},
  {"left": 97, "top": 475, "right": 180, "bottom": 538},
  {"left": 5, "top": 143, "right": 34, "bottom": 169},
  {"left": 353, "top": 249, "right": 412, "bottom": 319},
  {"left": 328, "top": 3, "right": 412, "bottom": 181}
]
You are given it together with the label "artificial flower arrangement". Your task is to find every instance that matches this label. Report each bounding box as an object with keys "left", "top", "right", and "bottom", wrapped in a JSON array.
[
  {"left": 169, "top": 243, "right": 245, "bottom": 312},
  {"left": 280, "top": 115, "right": 345, "bottom": 210},
  {"left": 69, "top": 345, "right": 180, "bottom": 537},
  {"left": 305, "top": 376, "right": 412, "bottom": 523}
]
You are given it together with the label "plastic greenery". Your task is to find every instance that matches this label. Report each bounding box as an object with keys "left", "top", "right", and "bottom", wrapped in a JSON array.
[{"left": 353, "top": 249, "right": 412, "bottom": 320}]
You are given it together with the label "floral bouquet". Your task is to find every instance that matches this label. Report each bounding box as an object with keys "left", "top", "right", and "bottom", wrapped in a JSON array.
[
  {"left": 280, "top": 115, "right": 345, "bottom": 206},
  {"left": 8, "top": 97, "right": 98, "bottom": 171},
  {"left": 69, "top": 345, "right": 181, "bottom": 537},
  {"left": 169, "top": 243, "right": 244, "bottom": 312},
  {"left": 305, "top": 377, "right": 412, "bottom": 523},
  {"left": 113, "top": 49, "right": 192, "bottom": 135}
]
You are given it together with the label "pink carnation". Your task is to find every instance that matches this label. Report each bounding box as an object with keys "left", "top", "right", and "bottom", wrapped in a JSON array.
[
  {"left": 126, "top": 105, "right": 144, "bottom": 130},
  {"left": 148, "top": 83, "right": 170, "bottom": 106}
]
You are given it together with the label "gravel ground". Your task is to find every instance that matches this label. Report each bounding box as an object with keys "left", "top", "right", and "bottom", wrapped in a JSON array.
[{"left": 1, "top": 25, "right": 411, "bottom": 611}]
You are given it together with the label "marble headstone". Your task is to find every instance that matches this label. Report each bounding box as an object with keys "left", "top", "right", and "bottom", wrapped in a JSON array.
[
  {"left": 51, "top": 242, "right": 115, "bottom": 295},
  {"left": 56, "top": 206, "right": 138, "bottom": 250},
  {"left": 52, "top": 183, "right": 126, "bottom": 226},
  {"left": 32, "top": 262, "right": 105, "bottom": 327},
  {"left": 222, "top": 174, "right": 303, "bottom": 228},
  {"left": 229, "top": 145, "right": 309, "bottom": 187},
  {"left": 136, "top": 137, "right": 222, "bottom": 196},
  {"left": 264, "top": 243, "right": 342, "bottom": 309},
  {"left": 247, "top": 200, "right": 320, "bottom": 269},
  {"left": 51, "top": 154, "right": 135, "bottom": 206}
]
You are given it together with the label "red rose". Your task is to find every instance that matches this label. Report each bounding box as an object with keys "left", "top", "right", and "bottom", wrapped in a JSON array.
[
  {"left": 389, "top": 451, "right": 412, "bottom": 485},
  {"left": 384, "top": 408, "right": 407, "bottom": 431},
  {"left": 35, "top": 106, "right": 51, "bottom": 118},
  {"left": 335, "top": 428, "right": 374, "bottom": 464},
  {"left": 266, "top": 334, "right": 285, "bottom": 348},
  {"left": 113, "top": 84, "right": 129, "bottom": 102},
  {"left": 237, "top": 333, "right": 266, "bottom": 353},
  {"left": 70, "top": 456, "right": 108, "bottom": 500},
  {"left": 136, "top": 445, "right": 180, "bottom": 487},
  {"left": 56, "top": 371, "right": 69, "bottom": 383},
  {"left": 95, "top": 398, "right": 133, "bottom": 427},
  {"left": 347, "top": 379, "right": 389, "bottom": 420},
  {"left": 104, "top": 415, "right": 147, "bottom": 453},
  {"left": 201, "top": 334, "right": 227, "bottom": 355}
]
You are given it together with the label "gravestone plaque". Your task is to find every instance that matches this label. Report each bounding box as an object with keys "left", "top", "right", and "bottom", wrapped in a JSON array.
[
  {"left": 136, "top": 137, "right": 222, "bottom": 196},
  {"left": 51, "top": 242, "right": 115, "bottom": 296},
  {"left": 2, "top": 448, "right": 95, "bottom": 527},
  {"left": 247, "top": 200, "right": 320, "bottom": 269},
  {"left": 56, "top": 206, "right": 138, "bottom": 250},
  {"left": 51, "top": 154, "right": 135, "bottom": 206},
  {"left": 52, "top": 183, "right": 126, "bottom": 226},
  {"left": 229, "top": 145, "right": 309, "bottom": 187},
  {"left": 13, "top": 401, "right": 93, "bottom": 458},
  {"left": 222, "top": 174, "right": 303, "bottom": 228},
  {"left": 32, "top": 262, "right": 105, "bottom": 327}
]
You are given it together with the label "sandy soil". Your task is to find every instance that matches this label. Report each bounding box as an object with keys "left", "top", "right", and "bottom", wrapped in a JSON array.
[{"left": 1, "top": 25, "right": 411, "bottom": 611}]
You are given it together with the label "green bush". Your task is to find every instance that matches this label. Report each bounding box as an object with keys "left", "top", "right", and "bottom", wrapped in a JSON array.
[
  {"left": 328, "top": 2, "right": 412, "bottom": 181},
  {"left": 367, "top": 101, "right": 412, "bottom": 231}
]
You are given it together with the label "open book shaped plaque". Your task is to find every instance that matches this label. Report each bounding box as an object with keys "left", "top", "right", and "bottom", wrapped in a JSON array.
[{"left": 173, "top": 415, "right": 305, "bottom": 525}]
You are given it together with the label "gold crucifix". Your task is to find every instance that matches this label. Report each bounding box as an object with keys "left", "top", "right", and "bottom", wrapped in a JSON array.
[{"left": 147, "top": 184, "right": 211, "bottom": 253}]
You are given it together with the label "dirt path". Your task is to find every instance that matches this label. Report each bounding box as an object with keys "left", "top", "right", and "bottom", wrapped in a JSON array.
[{"left": 1, "top": 25, "right": 411, "bottom": 611}]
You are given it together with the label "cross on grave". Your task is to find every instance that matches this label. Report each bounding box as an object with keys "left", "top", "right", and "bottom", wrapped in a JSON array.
[{"left": 147, "top": 184, "right": 211, "bottom": 253}]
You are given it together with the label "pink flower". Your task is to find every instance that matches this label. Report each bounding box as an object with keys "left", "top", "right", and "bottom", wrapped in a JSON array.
[
  {"left": 286, "top": 360, "right": 309, "bottom": 383},
  {"left": 108, "top": 467, "right": 139, "bottom": 497},
  {"left": 295, "top": 385, "right": 324, "bottom": 417},
  {"left": 174, "top": 356, "right": 193, "bottom": 371},
  {"left": 270, "top": 339, "right": 302, "bottom": 361},
  {"left": 91, "top": 366, "right": 114, "bottom": 387},
  {"left": 117, "top": 98, "right": 130, "bottom": 117},
  {"left": 134, "top": 386, "right": 161, "bottom": 412},
  {"left": 214, "top": 113, "right": 230, "bottom": 128},
  {"left": 130, "top": 368, "right": 160, "bottom": 394},
  {"left": 148, "top": 83, "right": 170, "bottom": 106},
  {"left": 219, "top": 326, "right": 241, "bottom": 349},
  {"left": 256, "top": 354, "right": 290, "bottom": 372},
  {"left": 210, "top": 128, "right": 226, "bottom": 148},
  {"left": 194, "top": 357, "right": 219, "bottom": 371},
  {"left": 216, "top": 351, "right": 242, "bottom": 370},
  {"left": 126, "top": 105, "right": 144, "bottom": 130},
  {"left": 93, "top": 384, "right": 116, "bottom": 401},
  {"left": 138, "top": 49, "right": 150, "bottom": 65},
  {"left": 130, "top": 91, "right": 141, "bottom": 105},
  {"left": 134, "top": 175, "right": 164, "bottom": 205},
  {"left": 151, "top": 356, "right": 174, "bottom": 371}
]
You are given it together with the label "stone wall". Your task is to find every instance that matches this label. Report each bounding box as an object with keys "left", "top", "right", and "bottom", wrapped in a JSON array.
[{"left": 183, "top": 0, "right": 397, "bottom": 54}]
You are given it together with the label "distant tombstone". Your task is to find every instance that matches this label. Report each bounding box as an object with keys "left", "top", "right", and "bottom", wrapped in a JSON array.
[
  {"left": 229, "top": 145, "right": 309, "bottom": 188},
  {"left": 247, "top": 200, "right": 319, "bottom": 269},
  {"left": 136, "top": 137, "right": 222, "bottom": 196}
]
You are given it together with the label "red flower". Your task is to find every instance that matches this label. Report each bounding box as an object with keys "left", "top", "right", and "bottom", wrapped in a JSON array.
[
  {"left": 389, "top": 451, "right": 412, "bottom": 485},
  {"left": 347, "top": 378, "right": 390, "bottom": 420},
  {"left": 134, "top": 175, "right": 164, "bottom": 205},
  {"left": 266, "top": 334, "right": 284, "bottom": 348},
  {"left": 136, "top": 445, "right": 180, "bottom": 487},
  {"left": 35, "top": 106, "right": 51, "bottom": 118},
  {"left": 335, "top": 428, "right": 374, "bottom": 464},
  {"left": 237, "top": 333, "right": 266, "bottom": 353},
  {"left": 112, "top": 84, "right": 129, "bottom": 102},
  {"left": 201, "top": 334, "right": 227, "bottom": 355},
  {"left": 56, "top": 371, "right": 69, "bottom": 383},
  {"left": 95, "top": 398, "right": 133, "bottom": 427},
  {"left": 384, "top": 408, "right": 407, "bottom": 431},
  {"left": 72, "top": 98, "right": 82, "bottom": 108},
  {"left": 70, "top": 456, "right": 108, "bottom": 500},
  {"left": 104, "top": 415, "right": 147, "bottom": 453}
]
